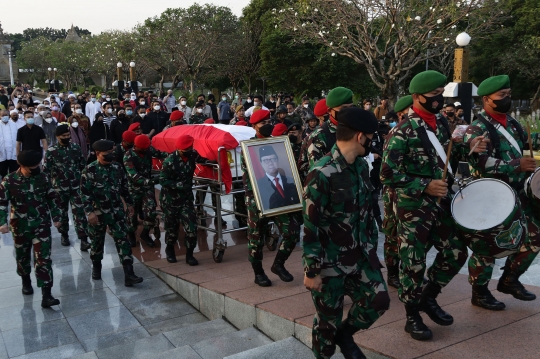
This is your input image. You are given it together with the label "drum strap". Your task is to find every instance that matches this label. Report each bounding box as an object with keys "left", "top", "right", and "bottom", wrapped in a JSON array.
[
  {"left": 496, "top": 124, "right": 522, "bottom": 156},
  {"left": 477, "top": 114, "right": 501, "bottom": 158},
  {"left": 427, "top": 130, "right": 453, "bottom": 174}
]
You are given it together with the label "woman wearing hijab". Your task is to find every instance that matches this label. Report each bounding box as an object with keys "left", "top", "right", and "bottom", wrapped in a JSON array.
[
  {"left": 41, "top": 110, "right": 58, "bottom": 146},
  {"left": 68, "top": 117, "right": 88, "bottom": 159},
  {"left": 87, "top": 113, "right": 111, "bottom": 163}
]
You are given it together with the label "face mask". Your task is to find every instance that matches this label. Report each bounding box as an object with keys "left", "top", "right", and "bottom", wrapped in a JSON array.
[
  {"left": 131, "top": 96, "right": 136, "bottom": 100},
  {"left": 360, "top": 136, "right": 373, "bottom": 155},
  {"left": 106, "top": 97, "right": 111, "bottom": 102},
  {"left": 102, "top": 153, "right": 114, "bottom": 162},
  {"left": 139, "top": 113, "right": 146, "bottom": 118},
  {"left": 181, "top": 149, "right": 194, "bottom": 156},
  {"left": 71, "top": 107, "right": 75, "bottom": 112},
  {"left": 75, "top": 109, "right": 83, "bottom": 114},
  {"left": 270, "top": 100, "right": 275, "bottom": 103},
  {"left": 303, "top": 104, "right": 309, "bottom": 108},
  {"left": 419, "top": 94, "right": 444, "bottom": 114},
  {"left": 247, "top": 99, "right": 252, "bottom": 103},
  {"left": 71, "top": 121, "right": 79, "bottom": 128},
  {"left": 180, "top": 101, "right": 186, "bottom": 106},
  {"left": 126, "top": 110, "right": 133, "bottom": 116},
  {"left": 38, "top": 111, "right": 45, "bottom": 116},
  {"left": 51, "top": 106, "right": 59, "bottom": 111},
  {"left": 118, "top": 113, "right": 126, "bottom": 119},
  {"left": 11, "top": 117, "right": 18, "bottom": 122},
  {"left": 91, "top": 98, "right": 96, "bottom": 102},
  {"left": 197, "top": 108, "right": 203, "bottom": 113},
  {"left": 1, "top": 116, "right": 8, "bottom": 123},
  {"left": 136, "top": 148, "right": 147, "bottom": 154},
  {"left": 259, "top": 124, "right": 274, "bottom": 137},
  {"left": 26, "top": 118, "right": 35, "bottom": 125},
  {"left": 45, "top": 117, "right": 53, "bottom": 123},
  {"left": 446, "top": 111, "right": 454, "bottom": 117},
  {"left": 107, "top": 108, "right": 113, "bottom": 114},
  {"left": 235, "top": 95, "right": 239, "bottom": 99},
  {"left": 17, "top": 95, "right": 22, "bottom": 99},
  {"left": 365, "top": 105, "right": 371, "bottom": 110},
  {"left": 154, "top": 105, "right": 160, "bottom": 111},
  {"left": 489, "top": 96, "right": 512, "bottom": 113},
  {"left": 222, "top": 97, "right": 227, "bottom": 101},
  {"left": 101, "top": 95, "right": 107, "bottom": 99},
  {"left": 30, "top": 167, "right": 41, "bottom": 176},
  {"left": 123, "top": 142, "right": 134, "bottom": 149},
  {"left": 60, "top": 138, "right": 70, "bottom": 145},
  {"left": 254, "top": 102, "right": 260, "bottom": 107},
  {"left": 140, "top": 101, "right": 145, "bottom": 105},
  {"left": 389, "top": 121, "right": 397, "bottom": 128},
  {"left": 288, "top": 135, "right": 298, "bottom": 143},
  {"left": 288, "top": 112, "right": 294, "bottom": 116}
]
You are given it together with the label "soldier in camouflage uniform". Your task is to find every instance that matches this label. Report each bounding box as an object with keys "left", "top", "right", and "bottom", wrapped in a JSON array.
[
  {"left": 114, "top": 130, "right": 137, "bottom": 172},
  {"left": 242, "top": 109, "right": 300, "bottom": 287},
  {"left": 163, "top": 110, "right": 185, "bottom": 131},
  {"left": 43, "top": 124, "right": 89, "bottom": 251},
  {"left": 464, "top": 75, "right": 540, "bottom": 310},
  {"left": 298, "top": 87, "right": 354, "bottom": 182},
  {"left": 190, "top": 102, "right": 207, "bottom": 124},
  {"left": 287, "top": 123, "right": 303, "bottom": 163},
  {"left": 124, "top": 135, "right": 168, "bottom": 248},
  {"left": 160, "top": 135, "right": 214, "bottom": 264},
  {"left": 303, "top": 107, "right": 389, "bottom": 359},
  {"left": 302, "top": 113, "right": 319, "bottom": 140},
  {"left": 80, "top": 140, "right": 143, "bottom": 287},
  {"left": 381, "top": 71, "right": 469, "bottom": 340},
  {"left": 0, "top": 150, "right": 62, "bottom": 308},
  {"left": 294, "top": 96, "right": 314, "bottom": 122}
]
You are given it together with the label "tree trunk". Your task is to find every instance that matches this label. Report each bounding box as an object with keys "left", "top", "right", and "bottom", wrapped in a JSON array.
[
  {"left": 532, "top": 83, "right": 540, "bottom": 111},
  {"left": 190, "top": 79, "right": 194, "bottom": 93},
  {"left": 158, "top": 73, "right": 165, "bottom": 94},
  {"left": 383, "top": 79, "right": 399, "bottom": 109}
]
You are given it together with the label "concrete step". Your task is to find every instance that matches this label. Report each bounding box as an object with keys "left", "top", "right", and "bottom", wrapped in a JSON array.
[
  {"left": 93, "top": 333, "right": 175, "bottom": 359},
  {"left": 162, "top": 318, "right": 237, "bottom": 347},
  {"left": 223, "top": 336, "right": 313, "bottom": 359},
  {"left": 191, "top": 327, "right": 273, "bottom": 359},
  {"left": 140, "top": 345, "right": 203, "bottom": 359}
]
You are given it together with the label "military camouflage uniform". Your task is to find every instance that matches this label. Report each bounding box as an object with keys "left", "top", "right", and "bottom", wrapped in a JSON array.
[
  {"left": 80, "top": 161, "right": 134, "bottom": 264},
  {"left": 0, "top": 170, "right": 62, "bottom": 288},
  {"left": 124, "top": 147, "right": 167, "bottom": 234},
  {"left": 114, "top": 145, "right": 128, "bottom": 172},
  {"left": 190, "top": 114, "right": 206, "bottom": 125},
  {"left": 302, "top": 126, "right": 318, "bottom": 140},
  {"left": 303, "top": 145, "right": 389, "bottom": 359},
  {"left": 298, "top": 121, "right": 337, "bottom": 182},
  {"left": 43, "top": 142, "right": 88, "bottom": 240},
  {"left": 159, "top": 150, "right": 203, "bottom": 249},
  {"left": 285, "top": 113, "right": 303, "bottom": 125},
  {"left": 294, "top": 105, "right": 314, "bottom": 122},
  {"left": 241, "top": 138, "right": 300, "bottom": 265},
  {"left": 291, "top": 142, "right": 302, "bottom": 164},
  {"left": 381, "top": 110, "right": 468, "bottom": 305},
  {"left": 464, "top": 110, "right": 540, "bottom": 285}
]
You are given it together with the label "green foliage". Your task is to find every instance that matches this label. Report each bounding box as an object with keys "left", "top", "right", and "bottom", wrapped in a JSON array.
[{"left": 8, "top": 26, "right": 91, "bottom": 53}]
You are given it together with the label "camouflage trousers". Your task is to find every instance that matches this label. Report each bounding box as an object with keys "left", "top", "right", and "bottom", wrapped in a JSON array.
[
  {"left": 468, "top": 199, "right": 540, "bottom": 285},
  {"left": 381, "top": 186, "right": 399, "bottom": 268},
  {"left": 89, "top": 212, "right": 133, "bottom": 264},
  {"left": 397, "top": 202, "right": 467, "bottom": 305},
  {"left": 13, "top": 222, "right": 53, "bottom": 288},
  {"left": 162, "top": 200, "right": 198, "bottom": 249},
  {"left": 246, "top": 195, "right": 299, "bottom": 265},
  {"left": 310, "top": 262, "right": 390, "bottom": 359},
  {"left": 232, "top": 182, "right": 247, "bottom": 224},
  {"left": 127, "top": 186, "right": 158, "bottom": 233},
  {"left": 57, "top": 187, "right": 88, "bottom": 239}
]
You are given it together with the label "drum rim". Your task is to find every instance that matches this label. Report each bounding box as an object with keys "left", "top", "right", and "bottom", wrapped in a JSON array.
[
  {"left": 452, "top": 178, "right": 517, "bottom": 231},
  {"left": 525, "top": 167, "right": 540, "bottom": 200}
]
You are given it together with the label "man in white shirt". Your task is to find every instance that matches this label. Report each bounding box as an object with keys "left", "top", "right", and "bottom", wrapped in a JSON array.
[
  {"left": 0, "top": 110, "right": 19, "bottom": 177},
  {"left": 191, "top": 94, "right": 212, "bottom": 119},
  {"left": 176, "top": 96, "right": 192, "bottom": 123},
  {"left": 9, "top": 110, "right": 26, "bottom": 130},
  {"left": 245, "top": 95, "right": 269, "bottom": 117},
  {"left": 164, "top": 90, "right": 176, "bottom": 113},
  {"left": 85, "top": 93, "right": 101, "bottom": 125}
]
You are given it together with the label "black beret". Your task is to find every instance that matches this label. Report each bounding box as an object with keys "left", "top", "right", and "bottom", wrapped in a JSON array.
[
  {"left": 336, "top": 107, "right": 378, "bottom": 134},
  {"left": 92, "top": 140, "right": 114, "bottom": 151},
  {"left": 17, "top": 150, "right": 42, "bottom": 167},
  {"left": 288, "top": 123, "right": 302, "bottom": 132},
  {"left": 56, "top": 124, "right": 70, "bottom": 136},
  {"left": 259, "top": 145, "right": 277, "bottom": 160}
]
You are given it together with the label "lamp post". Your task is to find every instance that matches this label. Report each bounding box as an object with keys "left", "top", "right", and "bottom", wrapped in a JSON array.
[
  {"left": 4, "top": 50, "right": 15, "bottom": 86},
  {"left": 53, "top": 68, "right": 60, "bottom": 91},
  {"left": 129, "top": 61, "right": 139, "bottom": 93},
  {"left": 453, "top": 32, "right": 473, "bottom": 123}
]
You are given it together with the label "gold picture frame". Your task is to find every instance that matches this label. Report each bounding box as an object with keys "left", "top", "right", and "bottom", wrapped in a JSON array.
[{"left": 241, "top": 136, "right": 303, "bottom": 217}]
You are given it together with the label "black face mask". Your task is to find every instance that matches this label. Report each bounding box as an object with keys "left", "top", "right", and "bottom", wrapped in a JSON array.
[
  {"left": 288, "top": 135, "right": 298, "bottom": 143},
  {"left": 180, "top": 149, "right": 194, "bottom": 156},
  {"left": 361, "top": 136, "right": 373, "bottom": 155},
  {"left": 446, "top": 111, "right": 454, "bottom": 117},
  {"left": 490, "top": 96, "right": 512, "bottom": 113},
  {"left": 259, "top": 124, "right": 274, "bottom": 137},
  {"left": 419, "top": 94, "right": 444, "bottom": 114},
  {"left": 60, "top": 138, "right": 70, "bottom": 145},
  {"left": 118, "top": 114, "right": 126, "bottom": 119},
  {"left": 102, "top": 153, "right": 114, "bottom": 162},
  {"left": 30, "top": 167, "right": 41, "bottom": 176}
]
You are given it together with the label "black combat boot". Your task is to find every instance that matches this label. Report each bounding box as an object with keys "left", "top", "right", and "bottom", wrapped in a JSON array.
[
  {"left": 139, "top": 228, "right": 155, "bottom": 247},
  {"left": 41, "top": 287, "right": 60, "bottom": 308},
  {"left": 123, "top": 262, "right": 143, "bottom": 287},
  {"left": 252, "top": 262, "right": 271, "bottom": 287},
  {"left": 165, "top": 243, "right": 177, "bottom": 263},
  {"left": 22, "top": 274, "right": 34, "bottom": 295},
  {"left": 497, "top": 269, "right": 536, "bottom": 301},
  {"left": 80, "top": 237, "right": 91, "bottom": 252},
  {"left": 185, "top": 247, "right": 199, "bottom": 266},
  {"left": 61, "top": 234, "right": 70, "bottom": 246},
  {"left": 386, "top": 265, "right": 400, "bottom": 289},
  {"left": 419, "top": 282, "right": 454, "bottom": 326},
  {"left": 472, "top": 284, "right": 506, "bottom": 310},
  {"left": 92, "top": 260, "right": 102, "bottom": 280},
  {"left": 404, "top": 304, "right": 432, "bottom": 340},
  {"left": 271, "top": 252, "right": 294, "bottom": 282},
  {"left": 127, "top": 232, "right": 137, "bottom": 247},
  {"left": 335, "top": 321, "right": 366, "bottom": 359}
]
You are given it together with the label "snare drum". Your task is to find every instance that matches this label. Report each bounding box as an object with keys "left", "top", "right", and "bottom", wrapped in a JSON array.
[
  {"left": 452, "top": 178, "right": 526, "bottom": 258},
  {"left": 524, "top": 167, "right": 540, "bottom": 210}
]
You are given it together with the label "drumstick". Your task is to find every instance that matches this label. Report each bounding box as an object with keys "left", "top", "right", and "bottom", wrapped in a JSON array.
[
  {"left": 526, "top": 121, "right": 534, "bottom": 159},
  {"left": 438, "top": 140, "right": 453, "bottom": 204},
  {"left": 468, "top": 131, "right": 489, "bottom": 156}
]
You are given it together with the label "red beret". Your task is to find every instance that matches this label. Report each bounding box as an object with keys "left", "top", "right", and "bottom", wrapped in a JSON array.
[
  {"left": 128, "top": 123, "right": 141, "bottom": 131},
  {"left": 134, "top": 134, "right": 151, "bottom": 149},
  {"left": 249, "top": 109, "right": 271, "bottom": 124},
  {"left": 122, "top": 131, "right": 137, "bottom": 143},
  {"left": 272, "top": 123, "right": 288, "bottom": 136},
  {"left": 235, "top": 120, "right": 247, "bottom": 126},
  {"left": 175, "top": 135, "right": 194, "bottom": 150},
  {"left": 170, "top": 110, "right": 184, "bottom": 122},
  {"left": 313, "top": 99, "right": 328, "bottom": 117},
  {"left": 204, "top": 118, "right": 215, "bottom": 124}
]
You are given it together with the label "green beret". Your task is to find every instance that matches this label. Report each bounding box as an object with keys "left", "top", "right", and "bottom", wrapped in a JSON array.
[
  {"left": 259, "top": 145, "right": 277, "bottom": 160},
  {"left": 477, "top": 75, "right": 510, "bottom": 97},
  {"left": 394, "top": 95, "right": 413, "bottom": 112},
  {"left": 409, "top": 70, "right": 447, "bottom": 95},
  {"left": 92, "top": 140, "right": 114, "bottom": 151},
  {"left": 326, "top": 87, "right": 353, "bottom": 108},
  {"left": 336, "top": 107, "right": 378, "bottom": 134},
  {"left": 17, "top": 150, "right": 42, "bottom": 167}
]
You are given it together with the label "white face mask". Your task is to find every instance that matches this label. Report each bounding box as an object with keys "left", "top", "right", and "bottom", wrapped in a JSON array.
[
  {"left": 101, "top": 95, "right": 106, "bottom": 99},
  {"left": 247, "top": 99, "right": 252, "bottom": 103},
  {"left": 75, "top": 109, "right": 83, "bottom": 114},
  {"left": 45, "top": 117, "right": 53, "bottom": 123},
  {"left": 180, "top": 101, "right": 187, "bottom": 106},
  {"left": 153, "top": 105, "right": 160, "bottom": 111},
  {"left": 197, "top": 108, "right": 203, "bottom": 114},
  {"left": 303, "top": 104, "right": 309, "bottom": 108},
  {"left": 254, "top": 102, "right": 260, "bottom": 107},
  {"left": 107, "top": 108, "right": 113, "bottom": 114},
  {"left": 71, "top": 121, "right": 79, "bottom": 128},
  {"left": 140, "top": 101, "right": 145, "bottom": 105},
  {"left": 91, "top": 97, "right": 96, "bottom": 102},
  {"left": 131, "top": 96, "right": 136, "bottom": 100},
  {"left": 106, "top": 97, "right": 111, "bottom": 101},
  {"left": 39, "top": 111, "right": 45, "bottom": 117},
  {"left": 51, "top": 106, "right": 59, "bottom": 111},
  {"left": 139, "top": 113, "right": 146, "bottom": 118}
]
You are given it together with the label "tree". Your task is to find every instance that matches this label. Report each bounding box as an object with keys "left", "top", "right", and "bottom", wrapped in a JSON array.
[
  {"left": 280, "top": 0, "right": 508, "bottom": 103},
  {"left": 8, "top": 27, "right": 91, "bottom": 53}
]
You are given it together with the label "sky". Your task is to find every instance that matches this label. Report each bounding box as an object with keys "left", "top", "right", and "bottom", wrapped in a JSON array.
[{"left": 1, "top": 0, "right": 250, "bottom": 35}]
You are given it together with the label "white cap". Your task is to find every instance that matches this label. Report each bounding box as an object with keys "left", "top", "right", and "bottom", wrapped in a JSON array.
[
  {"left": 454, "top": 101, "right": 461, "bottom": 106},
  {"left": 68, "top": 94, "right": 76, "bottom": 99},
  {"left": 10, "top": 110, "right": 18, "bottom": 115}
]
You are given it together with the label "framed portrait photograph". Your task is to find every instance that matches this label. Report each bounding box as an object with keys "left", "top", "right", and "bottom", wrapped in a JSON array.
[{"left": 241, "top": 137, "right": 303, "bottom": 217}]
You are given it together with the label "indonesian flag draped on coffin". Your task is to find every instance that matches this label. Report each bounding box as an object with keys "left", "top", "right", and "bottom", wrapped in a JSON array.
[{"left": 152, "top": 124, "right": 255, "bottom": 193}]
